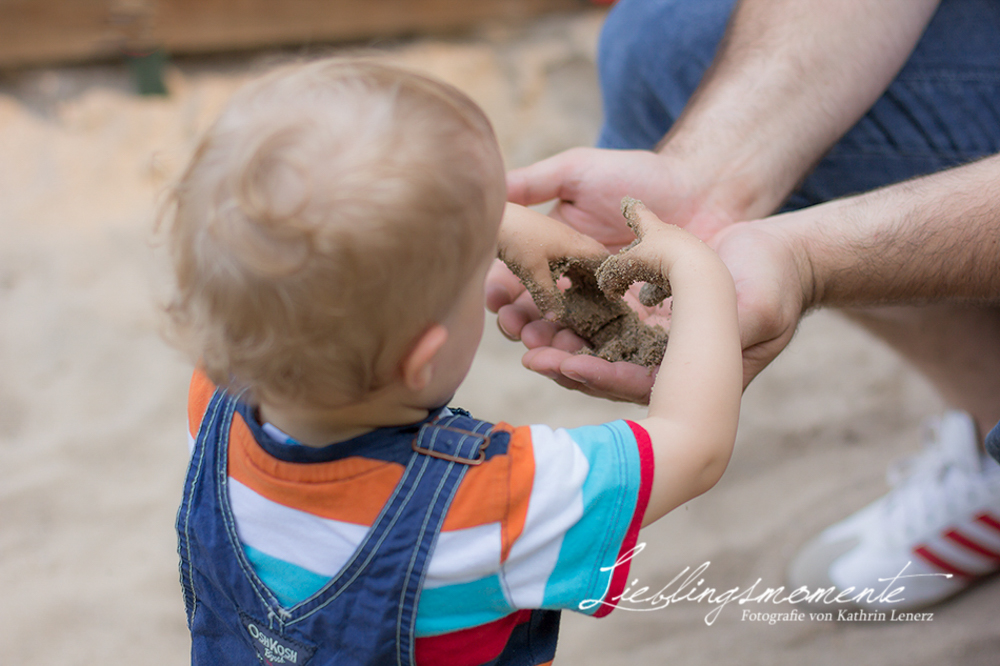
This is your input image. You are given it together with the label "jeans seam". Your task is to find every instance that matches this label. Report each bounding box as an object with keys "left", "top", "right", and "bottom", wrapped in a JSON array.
[{"left": 180, "top": 391, "right": 226, "bottom": 624}]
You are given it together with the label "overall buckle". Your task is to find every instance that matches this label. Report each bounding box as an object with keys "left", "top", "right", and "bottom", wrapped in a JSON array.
[{"left": 412, "top": 425, "right": 489, "bottom": 465}]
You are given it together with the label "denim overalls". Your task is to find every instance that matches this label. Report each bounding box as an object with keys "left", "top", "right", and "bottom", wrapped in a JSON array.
[{"left": 177, "top": 389, "right": 559, "bottom": 665}]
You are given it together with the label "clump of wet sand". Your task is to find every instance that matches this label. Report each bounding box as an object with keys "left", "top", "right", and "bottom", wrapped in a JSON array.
[{"left": 501, "top": 197, "right": 669, "bottom": 367}]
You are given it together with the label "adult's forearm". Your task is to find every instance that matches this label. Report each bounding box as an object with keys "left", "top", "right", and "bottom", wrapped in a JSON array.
[
  {"left": 661, "top": 0, "right": 940, "bottom": 220},
  {"left": 785, "top": 154, "right": 1000, "bottom": 308}
]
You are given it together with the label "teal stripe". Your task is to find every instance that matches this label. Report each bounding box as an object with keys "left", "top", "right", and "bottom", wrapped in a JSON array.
[
  {"left": 243, "top": 544, "right": 331, "bottom": 607},
  {"left": 542, "top": 420, "right": 641, "bottom": 614},
  {"left": 416, "top": 575, "right": 513, "bottom": 636}
]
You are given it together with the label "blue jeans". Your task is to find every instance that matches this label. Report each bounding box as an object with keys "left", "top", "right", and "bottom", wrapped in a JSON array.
[{"left": 596, "top": 0, "right": 1000, "bottom": 209}]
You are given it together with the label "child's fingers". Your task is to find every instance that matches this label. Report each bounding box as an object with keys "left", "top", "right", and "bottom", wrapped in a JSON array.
[
  {"left": 595, "top": 244, "right": 671, "bottom": 300},
  {"left": 597, "top": 248, "right": 670, "bottom": 296},
  {"left": 568, "top": 232, "right": 612, "bottom": 266},
  {"left": 596, "top": 196, "right": 677, "bottom": 300},
  {"left": 619, "top": 196, "right": 660, "bottom": 240},
  {"left": 638, "top": 282, "right": 671, "bottom": 307},
  {"left": 620, "top": 196, "right": 691, "bottom": 248}
]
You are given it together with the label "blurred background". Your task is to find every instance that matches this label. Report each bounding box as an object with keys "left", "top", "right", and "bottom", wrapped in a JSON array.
[{"left": 0, "top": 1, "right": 996, "bottom": 664}]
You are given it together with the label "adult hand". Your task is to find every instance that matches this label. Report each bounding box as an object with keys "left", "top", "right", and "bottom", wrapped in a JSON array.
[
  {"left": 495, "top": 218, "right": 809, "bottom": 402},
  {"left": 492, "top": 147, "right": 740, "bottom": 345},
  {"left": 712, "top": 220, "right": 808, "bottom": 388},
  {"left": 506, "top": 147, "right": 739, "bottom": 246}
]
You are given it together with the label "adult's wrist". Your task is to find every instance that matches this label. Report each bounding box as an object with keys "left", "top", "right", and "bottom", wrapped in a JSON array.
[{"left": 654, "top": 132, "right": 794, "bottom": 226}]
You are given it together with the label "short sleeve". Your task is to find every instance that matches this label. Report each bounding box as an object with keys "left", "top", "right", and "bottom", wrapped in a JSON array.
[{"left": 500, "top": 420, "right": 653, "bottom": 618}]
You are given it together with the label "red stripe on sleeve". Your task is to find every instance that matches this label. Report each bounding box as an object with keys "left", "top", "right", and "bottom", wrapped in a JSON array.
[{"left": 591, "top": 420, "right": 655, "bottom": 618}]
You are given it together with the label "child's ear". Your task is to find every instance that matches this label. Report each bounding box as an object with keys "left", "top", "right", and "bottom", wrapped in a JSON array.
[{"left": 401, "top": 324, "right": 449, "bottom": 392}]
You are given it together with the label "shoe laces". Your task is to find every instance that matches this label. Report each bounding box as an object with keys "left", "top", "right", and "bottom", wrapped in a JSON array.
[{"left": 881, "top": 413, "right": 988, "bottom": 543}]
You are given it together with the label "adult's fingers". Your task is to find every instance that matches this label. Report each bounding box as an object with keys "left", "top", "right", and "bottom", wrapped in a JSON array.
[
  {"left": 558, "top": 354, "right": 656, "bottom": 404},
  {"left": 730, "top": 276, "right": 799, "bottom": 389},
  {"left": 506, "top": 150, "right": 580, "bottom": 207},
  {"left": 520, "top": 347, "right": 656, "bottom": 405},
  {"left": 495, "top": 290, "right": 541, "bottom": 342},
  {"left": 485, "top": 259, "right": 526, "bottom": 313}
]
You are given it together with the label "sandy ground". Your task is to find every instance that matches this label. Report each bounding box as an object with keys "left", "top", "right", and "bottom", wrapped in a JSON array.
[{"left": 1, "top": 9, "right": 998, "bottom": 665}]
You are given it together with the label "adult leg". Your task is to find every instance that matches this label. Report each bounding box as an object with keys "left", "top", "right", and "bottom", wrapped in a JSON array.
[
  {"left": 843, "top": 305, "right": 1000, "bottom": 441},
  {"left": 784, "top": 0, "right": 1000, "bottom": 608},
  {"left": 794, "top": 0, "right": 1000, "bottom": 443},
  {"left": 596, "top": 0, "right": 735, "bottom": 151}
]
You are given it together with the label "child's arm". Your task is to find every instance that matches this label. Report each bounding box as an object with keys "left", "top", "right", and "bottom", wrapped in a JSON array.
[
  {"left": 499, "top": 200, "right": 741, "bottom": 526},
  {"left": 602, "top": 200, "right": 742, "bottom": 527}
]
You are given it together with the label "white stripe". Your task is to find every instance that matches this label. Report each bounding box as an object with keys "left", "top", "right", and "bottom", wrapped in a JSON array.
[
  {"left": 961, "top": 519, "right": 1000, "bottom": 553},
  {"left": 503, "top": 425, "right": 586, "bottom": 608},
  {"left": 424, "top": 523, "right": 502, "bottom": 589},
  {"left": 231, "top": 478, "right": 503, "bottom": 587},
  {"left": 925, "top": 533, "right": 998, "bottom": 575},
  {"left": 228, "top": 478, "right": 368, "bottom": 576}
]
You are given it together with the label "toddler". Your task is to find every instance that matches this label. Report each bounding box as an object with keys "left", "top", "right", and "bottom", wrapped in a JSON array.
[{"left": 164, "top": 58, "right": 741, "bottom": 665}]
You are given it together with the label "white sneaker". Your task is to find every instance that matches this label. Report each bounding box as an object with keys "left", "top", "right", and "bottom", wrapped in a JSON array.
[{"left": 787, "top": 411, "right": 1000, "bottom": 611}]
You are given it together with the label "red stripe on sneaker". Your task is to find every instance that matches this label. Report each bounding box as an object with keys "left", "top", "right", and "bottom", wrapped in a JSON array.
[
  {"left": 944, "top": 529, "right": 1000, "bottom": 561},
  {"left": 975, "top": 512, "right": 1000, "bottom": 533},
  {"left": 913, "top": 545, "right": 974, "bottom": 578}
]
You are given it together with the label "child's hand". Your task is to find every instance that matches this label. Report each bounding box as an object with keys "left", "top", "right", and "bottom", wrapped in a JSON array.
[
  {"left": 497, "top": 203, "right": 609, "bottom": 318},
  {"left": 597, "top": 197, "right": 715, "bottom": 303}
]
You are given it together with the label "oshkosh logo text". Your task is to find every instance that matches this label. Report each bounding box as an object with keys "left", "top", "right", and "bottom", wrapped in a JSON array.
[{"left": 246, "top": 622, "right": 300, "bottom": 664}]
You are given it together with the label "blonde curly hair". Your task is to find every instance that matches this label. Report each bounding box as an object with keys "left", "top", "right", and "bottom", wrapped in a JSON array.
[{"left": 163, "top": 59, "right": 505, "bottom": 409}]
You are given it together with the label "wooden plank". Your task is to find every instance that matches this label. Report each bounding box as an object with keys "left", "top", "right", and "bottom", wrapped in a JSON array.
[
  {"left": 0, "top": 0, "right": 590, "bottom": 68},
  {"left": 0, "top": 1, "right": 118, "bottom": 67}
]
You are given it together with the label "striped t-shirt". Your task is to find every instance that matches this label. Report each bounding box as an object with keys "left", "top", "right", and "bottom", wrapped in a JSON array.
[{"left": 187, "top": 371, "right": 654, "bottom": 665}]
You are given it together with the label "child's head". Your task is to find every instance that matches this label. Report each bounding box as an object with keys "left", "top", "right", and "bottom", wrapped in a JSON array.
[{"left": 164, "top": 59, "right": 506, "bottom": 410}]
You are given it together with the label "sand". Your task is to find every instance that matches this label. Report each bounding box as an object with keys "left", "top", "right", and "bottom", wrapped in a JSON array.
[
  {"left": 499, "top": 196, "right": 671, "bottom": 367},
  {"left": 1, "top": 9, "right": 998, "bottom": 665},
  {"left": 500, "top": 250, "right": 669, "bottom": 367}
]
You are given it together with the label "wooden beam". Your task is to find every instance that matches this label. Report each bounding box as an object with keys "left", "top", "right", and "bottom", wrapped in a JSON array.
[{"left": 0, "top": 0, "right": 590, "bottom": 68}]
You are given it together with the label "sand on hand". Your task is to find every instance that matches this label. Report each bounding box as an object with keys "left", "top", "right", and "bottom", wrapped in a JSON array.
[{"left": 499, "top": 196, "right": 669, "bottom": 367}]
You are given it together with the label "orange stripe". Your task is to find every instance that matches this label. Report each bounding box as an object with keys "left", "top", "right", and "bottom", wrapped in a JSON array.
[
  {"left": 442, "top": 457, "right": 509, "bottom": 530},
  {"left": 198, "top": 395, "right": 533, "bottom": 533},
  {"left": 227, "top": 414, "right": 404, "bottom": 524},
  {"left": 442, "top": 423, "right": 515, "bottom": 531},
  {"left": 440, "top": 423, "right": 534, "bottom": 539},
  {"left": 500, "top": 425, "right": 534, "bottom": 563},
  {"left": 187, "top": 369, "right": 216, "bottom": 437}
]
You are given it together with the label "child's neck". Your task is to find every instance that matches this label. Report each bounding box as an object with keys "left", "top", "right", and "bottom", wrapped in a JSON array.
[{"left": 257, "top": 395, "right": 435, "bottom": 448}]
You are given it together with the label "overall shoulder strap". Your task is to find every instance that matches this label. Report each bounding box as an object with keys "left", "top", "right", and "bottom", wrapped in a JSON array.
[
  {"left": 388, "top": 412, "right": 494, "bottom": 663},
  {"left": 411, "top": 411, "right": 494, "bottom": 465}
]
